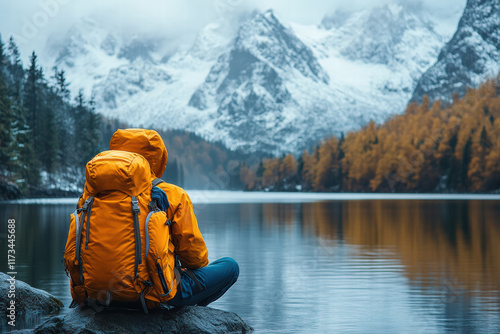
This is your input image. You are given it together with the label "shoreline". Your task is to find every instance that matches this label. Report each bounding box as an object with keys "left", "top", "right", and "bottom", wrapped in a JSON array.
[{"left": 3, "top": 191, "right": 500, "bottom": 205}]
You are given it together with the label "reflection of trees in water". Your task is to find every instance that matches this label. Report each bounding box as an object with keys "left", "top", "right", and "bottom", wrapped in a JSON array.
[
  {"left": 301, "top": 201, "right": 344, "bottom": 240},
  {"left": 297, "top": 200, "right": 500, "bottom": 295},
  {"left": 262, "top": 203, "right": 298, "bottom": 230},
  {"left": 3, "top": 204, "right": 70, "bottom": 286},
  {"left": 5, "top": 200, "right": 498, "bottom": 309}
]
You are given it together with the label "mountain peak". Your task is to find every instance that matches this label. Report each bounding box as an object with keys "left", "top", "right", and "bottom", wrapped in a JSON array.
[
  {"left": 234, "top": 10, "right": 329, "bottom": 84},
  {"left": 186, "top": 9, "right": 333, "bottom": 153},
  {"left": 411, "top": 0, "right": 500, "bottom": 103},
  {"left": 333, "top": 1, "right": 440, "bottom": 66},
  {"left": 263, "top": 9, "right": 276, "bottom": 18}
]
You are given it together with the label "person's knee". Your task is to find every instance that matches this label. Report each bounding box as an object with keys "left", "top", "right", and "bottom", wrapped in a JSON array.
[
  {"left": 220, "top": 257, "right": 239, "bottom": 281},
  {"left": 230, "top": 258, "right": 239, "bottom": 281}
]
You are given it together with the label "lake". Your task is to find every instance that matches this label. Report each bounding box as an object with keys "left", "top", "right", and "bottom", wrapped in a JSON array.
[{"left": 1, "top": 192, "right": 500, "bottom": 333}]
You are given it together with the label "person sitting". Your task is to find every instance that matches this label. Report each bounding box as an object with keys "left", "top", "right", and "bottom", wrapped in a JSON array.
[{"left": 109, "top": 128, "right": 239, "bottom": 307}]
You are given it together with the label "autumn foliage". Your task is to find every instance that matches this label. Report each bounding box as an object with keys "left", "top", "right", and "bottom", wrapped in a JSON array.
[{"left": 241, "top": 76, "right": 500, "bottom": 192}]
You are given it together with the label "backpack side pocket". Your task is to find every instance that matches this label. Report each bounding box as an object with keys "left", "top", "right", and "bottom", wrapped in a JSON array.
[
  {"left": 64, "top": 211, "right": 86, "bottom": 304},
  {"left": 145, "top": 211, "right": 175, "bottom": 302}
]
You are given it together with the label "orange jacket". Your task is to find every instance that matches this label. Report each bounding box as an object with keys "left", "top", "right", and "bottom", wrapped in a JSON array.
[{"left": 109, "top": 129, "right": 209, "bottom": 292}]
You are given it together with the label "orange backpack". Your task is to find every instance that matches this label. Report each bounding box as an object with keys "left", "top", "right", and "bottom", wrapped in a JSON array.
[{"left": 64, "top": 150, "right": 177, "bottom": 312}]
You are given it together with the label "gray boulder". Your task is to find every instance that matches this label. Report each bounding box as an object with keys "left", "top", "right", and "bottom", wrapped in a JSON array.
[
  {"left": 0, "top": 272, "right": 64, "bottom": 331},
  {"left": 34, "top": 305, "right": 253, "bottom": 334},
  {"left": 0, "top": 180, "right": 21, "bottom": 200}
]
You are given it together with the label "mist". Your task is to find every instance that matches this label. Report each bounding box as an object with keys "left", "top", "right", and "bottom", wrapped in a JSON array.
[{"left": 0, "top": 0, "right": 465, "bottom": 64}]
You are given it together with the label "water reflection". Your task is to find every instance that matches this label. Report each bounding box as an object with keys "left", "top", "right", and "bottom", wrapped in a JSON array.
[
  {"left": 1, "top": 199, "right": 499, "bottom": 333},
  {"left": 302, "top": 200, "right": 500, "bottom": 295}
]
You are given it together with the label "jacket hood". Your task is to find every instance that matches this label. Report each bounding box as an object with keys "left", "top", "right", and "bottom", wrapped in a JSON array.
[{"left": 109, "top": 129, "right": 168, "bottom": 177}]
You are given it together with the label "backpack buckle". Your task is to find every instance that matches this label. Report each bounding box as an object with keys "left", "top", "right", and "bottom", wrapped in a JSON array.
[
  {"left": 77, "top": 198, "right": 93, "bottom": 213},
  {"left": 131, "top": 198, "right": 140, "bottom": 213},
  {"left": 149, "top": 200, "right": 159, "bottom": 212}
]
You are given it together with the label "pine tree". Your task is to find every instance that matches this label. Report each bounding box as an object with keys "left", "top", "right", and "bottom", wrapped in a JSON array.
[
  {"left": 0, "top": 34, "right": 5, "bottom": 74},
  {"left": 54, "top": 67, "right": 70, "bottom": 100},
  {"left": 73, "top": 91, "right": 103, "bottom": 166},
  {"left": 40, "top": 104, "right": 59, "bottom": 172},
  {"left": 0, "top": 70, "right": 14, "bottom": 173},
  {"left": 337, "top": 133, "right": 345, "bottom": 190},
  {"left": 11, "top": 94, "right": 39, "bottom": 187},
  {"left": 479, "top": 125, "right": 491, "bottom": 151},
  {"left": 296, "top": 154, "right": 304, "bottom": 186},
  {"left": 23, "top": 52, "right": 60, "bottom": 172},
  {"left": 51, "top": 68, "right": 73, "bottom": 167},
  {"left": 256, "top": 161, "right": 264, "bottom": 178},
  {"left": 7, "top": 37, "right": 23, "bottom": 98},
  {"left": 459, "top": 136, "right": 472, "bottom": 190},
  {"left": 169, "top": 158, "right": 178, "bottom": 184},
  {"left": 73, "top": 90, "right": 88, "bottom": 166},
  {"left": 179, "top": 162, "right": 185, "bottom": 187},
  {"left": 24, "top": 52, "right": 42, "bottom": 154},
  {"left": 87, "top": 96, "right": 103, "bottom": 158},
  {"left": 442, "top": 131, "right": 459, "bottom": 189}
]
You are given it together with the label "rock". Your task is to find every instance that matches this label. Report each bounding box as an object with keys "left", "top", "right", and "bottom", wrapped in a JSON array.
[
  {"left": 34, "top": 305, "right": 253, "bottom": 334},
  {"left": 0, "top": 272, "right": 64, "bottom": 331},
  {"left": 0, "top": 180, "right": 21, "bottom": 200}
]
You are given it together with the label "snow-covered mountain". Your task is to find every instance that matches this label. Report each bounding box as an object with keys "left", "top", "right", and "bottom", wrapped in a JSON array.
[
  {"left": 188, "top": 11, "right": 334, "bottom": 152},
  {"left": 44, "top": 3, "right": 449, "bottom": 155},
  {"left": 412, "top": 0, "right": 500, "bottom": 103}
]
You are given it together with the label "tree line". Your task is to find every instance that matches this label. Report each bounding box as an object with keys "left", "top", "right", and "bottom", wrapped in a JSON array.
[
  {"left": 240, "top": 76, "right": 500, "bottom": 193},
  {"left": 0, "top": 35, "right": 249, "bottom": 196},
  {"left": 7, "top": 32, "right": 498, "bottom": 195},
  {"left": 155, "top": 129, "right": 248, "bottom": 190},
  {"left": 0, "top": 35, "right": 102, "bottom": 195}
]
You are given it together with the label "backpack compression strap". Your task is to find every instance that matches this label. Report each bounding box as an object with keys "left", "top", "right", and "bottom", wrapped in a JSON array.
[
  {"left": 75, "top": 196, "right": 94, "bottom": 285},
  {"left": 131, "top": 196, "right": 141, "bottom": 279}
]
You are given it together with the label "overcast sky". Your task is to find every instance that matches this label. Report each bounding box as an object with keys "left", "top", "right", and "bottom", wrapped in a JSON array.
[{"left": 0, "top": 0, "right": 466, "bottom": 63}]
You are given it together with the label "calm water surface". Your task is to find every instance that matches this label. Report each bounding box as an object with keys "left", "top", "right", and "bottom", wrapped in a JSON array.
[{"left": 1, "top": 196, "right": 500, "bottom": 333}]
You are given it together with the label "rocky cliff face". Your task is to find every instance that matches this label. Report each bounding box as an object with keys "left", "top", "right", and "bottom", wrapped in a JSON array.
[
  {"left": 188, "top": 10, "right": 334, "bottom": 153},
  {"left": 411, "top": 0, "right": 500, "bottom": 103}
]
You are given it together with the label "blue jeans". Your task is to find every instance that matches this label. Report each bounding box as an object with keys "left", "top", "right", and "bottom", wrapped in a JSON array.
[{"left": 165, "top": 257, "right": 239, "bottom": 307}]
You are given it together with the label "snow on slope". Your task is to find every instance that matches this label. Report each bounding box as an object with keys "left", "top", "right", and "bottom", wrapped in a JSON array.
[
  {"left": 43, "top": 2, "right": 451, "bottom": 155},
  {"left": 185, "top": 8, "right": 440, "bottom": 154},
  {"left": 293, "top": 2, "right": 445, "bottom": 120},
  {"left": 411, "top": 0, "right": 500, "bottom": 103},
  {"left": 44, "top": 17, "right": 129, "bottom": 97},
  {"left": 45, "top": 18, "right": 232, "bottom": 128}
]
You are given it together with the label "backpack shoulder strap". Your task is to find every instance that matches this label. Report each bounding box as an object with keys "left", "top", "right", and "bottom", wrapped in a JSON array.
[
  {"left": 149, "top": 178, "right": 170, "bottom": 213},
  {"left": 152, "top": 178, "right": 166, "bottom": 187}
]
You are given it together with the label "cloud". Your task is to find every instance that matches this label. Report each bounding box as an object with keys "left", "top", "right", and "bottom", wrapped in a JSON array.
[
  {"left": 0, "top": 0, "right": 466, "bottom": 63},
  {"left": 0, "top": 0, "right": 207, "bottom": 63}
]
